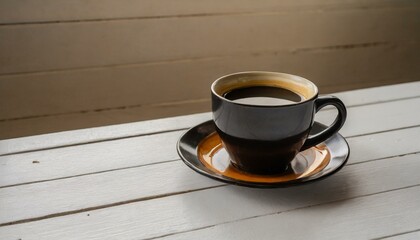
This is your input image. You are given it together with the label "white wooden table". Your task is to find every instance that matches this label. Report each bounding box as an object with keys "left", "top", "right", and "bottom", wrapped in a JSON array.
[{"left": 1, "top": 82, "right": 420, "bottom": 240}]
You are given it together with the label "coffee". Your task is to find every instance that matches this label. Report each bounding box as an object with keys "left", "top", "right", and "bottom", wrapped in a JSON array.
[{"left": 223, "top": 86, "right": 303, "bottom": 106}]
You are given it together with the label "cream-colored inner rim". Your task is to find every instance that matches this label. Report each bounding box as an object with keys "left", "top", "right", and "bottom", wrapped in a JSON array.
[{"left": 212, "top": 72, "right": 318, "bottom": 100}]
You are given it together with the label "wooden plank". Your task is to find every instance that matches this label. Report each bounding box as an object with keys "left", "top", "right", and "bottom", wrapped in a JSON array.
[
  {"left": 325, "top": 81, "right": 420, "bottom": 107},
  {"left": 0, "top": 8, "right": 418, "bottom": 75},
  {"left": 0, "top": 112, "right": 211, "bottom": 156},
  {"left": 2, "top": 116, "right": 420, "bottom": 189},
  {"left": 0, "top": 130, "right": 185, "bottom": 187},
  {"left": 0, "top": 160, "right": 218, "bottom": 225},
  {"left": 1, "top": 82, "right": 420, "bottom": 155},
  {"left": 383, "top": 231, "right": 420, "bottom": 240},
  {"left": 159, "top": 186, "right": 420, "bottom": 240},
  {"left": 346, "top": 126, "right": 420, "bottom": 164},
  {"left": 315, "top": 97, "right": 420, "bottom": 137},
  {"left": 0, "top": 154, "right": 419, "bottom": 239},
  {"left": 0, "top": 99, "right": 210, "bottom": 140},
  {"left": 1, "top": 0, "right": 416, "bottom": 24},
  {"left": 1, "top": 42, "right": 419, "bottom": 120},
  {"left": 0, "top": 116, "right": 202, "bottom": 157}
]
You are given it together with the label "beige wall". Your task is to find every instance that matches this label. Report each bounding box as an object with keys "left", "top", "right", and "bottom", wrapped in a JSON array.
[{"left": 0, "top": 0, "right": 419, "bottom": 139}]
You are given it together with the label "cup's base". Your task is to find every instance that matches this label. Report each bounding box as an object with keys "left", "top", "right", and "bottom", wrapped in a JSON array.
[
  {"left": 231, "top": 161, "right": 290, "bottom": 175},
  {"left": 216, "top": 126, "right": 305, "bottom": 176}
]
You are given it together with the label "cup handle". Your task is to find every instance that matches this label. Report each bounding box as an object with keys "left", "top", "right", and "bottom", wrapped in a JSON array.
[{"left": 301, "top": 96, "right": 347, "bottom": 150}]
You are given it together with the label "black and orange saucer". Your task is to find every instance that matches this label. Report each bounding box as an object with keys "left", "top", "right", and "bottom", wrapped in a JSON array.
[{"left": 177, "top": 120, "right": 350, "bottom": 188}]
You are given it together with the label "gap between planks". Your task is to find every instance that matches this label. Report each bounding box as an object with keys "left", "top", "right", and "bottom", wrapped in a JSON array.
[
  {"left": 374, "top": 229, "right": 420, "bottom": 240},
  {"left": 0, "top": 40, "right": 414, "bottom": 78},
  {"left": 0, "top": 185, "right": 225, "bottom": 227},
  {"left": 0, "top": 4, "right": 413, "bottom": 26},
  {"left": 0, "top": 128, "right": 189, "bottom": 157},
  {"left": 1, "top": 168, "right": 420, "bottom": 232},
  {"left": 0, "top": 98, "right": 210, "bottom": 123}
]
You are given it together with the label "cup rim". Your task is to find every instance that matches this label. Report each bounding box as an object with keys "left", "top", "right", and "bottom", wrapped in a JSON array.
[{"left": 211, "top": 71, "right": 319, "bottom": 108}]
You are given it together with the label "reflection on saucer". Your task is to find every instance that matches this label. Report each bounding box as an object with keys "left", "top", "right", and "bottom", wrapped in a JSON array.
[{"left": 198, "top": 132, "right": 330, "bottom": 183}]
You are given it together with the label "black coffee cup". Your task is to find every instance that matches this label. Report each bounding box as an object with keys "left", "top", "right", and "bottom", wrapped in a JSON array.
[{"left": 211, "top": 71, "right": 347, "bottom": 175}]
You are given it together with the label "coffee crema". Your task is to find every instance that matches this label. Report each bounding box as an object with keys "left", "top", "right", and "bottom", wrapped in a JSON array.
[{"left": 223, "top": 86, "right": 304, "bottom": 106}]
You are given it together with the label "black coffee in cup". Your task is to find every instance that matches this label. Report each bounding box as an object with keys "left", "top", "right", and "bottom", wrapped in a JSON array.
[
  {"left": 223, "top": 86, "right": 304, "bottom": 106},
  {"left": 211, "top": 71, "right": 347, "bottom": 175}
]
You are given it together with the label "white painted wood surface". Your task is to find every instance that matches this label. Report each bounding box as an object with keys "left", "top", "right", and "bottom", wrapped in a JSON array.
[
  {"left": 384, "top": 231, "right": 420, "bottom": 240},
  {"left": 0, "top": 82, "right": 419, "bottom": 239},
  {"left": 160, "top": 186, "right": 420, "bottom": 240}
]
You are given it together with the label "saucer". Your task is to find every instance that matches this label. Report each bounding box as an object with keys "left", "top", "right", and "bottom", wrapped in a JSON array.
[{"left": 177, "top": 120, "right": 350, "bottom": 188}]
